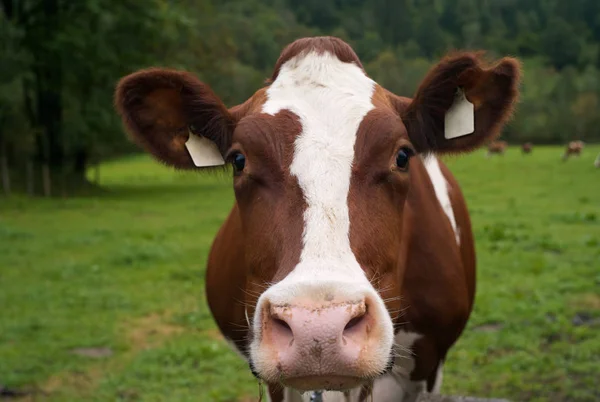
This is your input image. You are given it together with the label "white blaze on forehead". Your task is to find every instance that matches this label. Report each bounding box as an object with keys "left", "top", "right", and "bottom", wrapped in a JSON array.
[
  {"left": 421, "top": 155, "right": 460, "bottom": 244},
  {"left": 262, "top": 51, "right": 376, "bottom": 282}
]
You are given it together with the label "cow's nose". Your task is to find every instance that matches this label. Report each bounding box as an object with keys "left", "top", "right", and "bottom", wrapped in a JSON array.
[
  {"left": 266, "top": 300, "right": 370, "bottom": 350},
  {"left": 259, "top": 299, "right": 380, "bottom": 391}
]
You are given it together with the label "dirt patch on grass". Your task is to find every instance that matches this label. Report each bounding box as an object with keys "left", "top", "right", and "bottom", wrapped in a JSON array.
[
  {"left": 34, "top": 311, "right": 188, "bottom": 399},
  {"left": 16, "top": 310, "right": 229, "bottom": 401},
  {"left": 569, "top": 293, "right": 600, "bottom": 310},
  {"left": 126, "top": 312, "right": 184, "bottom": 351},
  {"left": 42, "top": 365, "right": 105, "bottom": 395},
  {"left": 5, "top": 365, "right": 106, "bottom": 401},
  {"left": 70, "top": 347, "right": 113, "bottom": 358}
]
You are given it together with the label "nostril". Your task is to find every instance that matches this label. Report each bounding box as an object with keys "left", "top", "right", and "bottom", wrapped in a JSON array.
[
  {"left": 268, "top": 314, "right": 295, "bottom": 348},
  {"left": 265, "top": 304, "right": 294, "bottom": 339},
  {"left": 273, "top": 317, "right": 293, "bottom": 335},
  {"left": 344, "top": 315, "right": 364, "bottom": 331},
  {"left": 343, "top": 306, "right": 368, "bottom": 334}
]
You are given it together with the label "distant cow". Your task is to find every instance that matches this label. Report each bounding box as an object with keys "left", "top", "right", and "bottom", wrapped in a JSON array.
[
  {"left": 521, "top": 142, "right": 533, "bottom": 154},
  {"left": 563, "top": 141, "right": 584, "bottom": 161},
  {"left": 115, "top": 36, "right": 520, "bottom": 402},
  {"left": 487, "top": 140, "right": 508, "bottom": 157}
]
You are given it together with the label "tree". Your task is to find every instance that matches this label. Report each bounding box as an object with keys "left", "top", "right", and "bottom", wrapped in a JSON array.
[
  {"left": 0, "top": 0, "right": 212, "bottom": 195},
  {"left": 541, "top": 17, "right": 585, "bottom": 70}
]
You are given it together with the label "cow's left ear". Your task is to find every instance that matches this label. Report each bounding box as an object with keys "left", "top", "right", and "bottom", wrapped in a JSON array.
[
  {"left": 115, "top": 68, "right": 235, "bottom": 169},
  {"left": 400, "top": 52, "right": 521, "bottom": 154}
]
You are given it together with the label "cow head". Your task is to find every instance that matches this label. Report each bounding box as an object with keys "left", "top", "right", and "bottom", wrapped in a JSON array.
[{"left": 115, "top": 37, "right": 519, "bottom": 392}]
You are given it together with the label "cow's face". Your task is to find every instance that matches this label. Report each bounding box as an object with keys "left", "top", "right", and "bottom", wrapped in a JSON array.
[{"left": 116, "top": 37, "right": 519, "bottom": 391}]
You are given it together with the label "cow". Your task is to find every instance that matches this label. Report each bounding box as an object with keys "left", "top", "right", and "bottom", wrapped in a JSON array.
[
  {"left": 114, "top": 37, "right": 520, "bottom": 402},
  {"left": 486, "top": 140, "right": 508, "bottom": 157},
  {"left": 521, "top": 142, "right": 533, "bottom": 154},
  {"left": 563, "top": 140, "right": 584, "bottom": 161},
  {"left": 594, "top": 153, "right": 600, "bottom": 168}
]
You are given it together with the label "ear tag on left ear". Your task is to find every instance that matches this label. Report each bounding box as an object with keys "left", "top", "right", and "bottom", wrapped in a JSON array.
[
  {"left": 185, "top": 132, "right": 225, "bottom": 167},
  {"left": 444, "top": 89, "right": 474, "bottom": 139}
]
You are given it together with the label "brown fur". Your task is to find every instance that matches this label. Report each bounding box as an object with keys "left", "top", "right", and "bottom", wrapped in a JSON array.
[
  {"left": 114, "top": 36, "right": 520, "bottom": 401},
  {"left": 522, "top": 142, "right": 533, "bottom": 154}
]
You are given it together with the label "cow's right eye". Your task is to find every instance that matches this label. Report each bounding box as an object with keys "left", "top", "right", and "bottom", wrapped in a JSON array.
[
  {"left": 395, "top": 147, "right": 413, "bottom": 171},
  {"left": 232, "top": 153, "right": 246, "bottom": 173}
]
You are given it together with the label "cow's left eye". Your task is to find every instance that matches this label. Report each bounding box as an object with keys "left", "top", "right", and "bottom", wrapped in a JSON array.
[
  {"left": 231, "top": 152, "right": 246, "bottom": 173},
  {"left": 396, "top": 148, "right": 413, "bottom": 171}
]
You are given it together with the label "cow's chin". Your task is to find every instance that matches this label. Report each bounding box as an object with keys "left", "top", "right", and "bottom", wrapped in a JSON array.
[{"left": 249, "top": 347, "right": 393, "bottom": 392}]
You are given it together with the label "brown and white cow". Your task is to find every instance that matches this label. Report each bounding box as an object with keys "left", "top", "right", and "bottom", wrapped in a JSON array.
[
  {"left": 563, "top": 140, "right": 584, "bottom": 161},
  {"left": 486, "top": 140, "right": 508, "bottom": 157},
  {"left": 115, "top": 37, "right": 520, "bottom": 402}
]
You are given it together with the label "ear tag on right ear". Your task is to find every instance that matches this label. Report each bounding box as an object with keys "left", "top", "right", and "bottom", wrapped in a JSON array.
[
  {"left": 444, "top": 89, "right": 474, "bottom": 139},
  {"left": 185, "top": 132, "right": 225, "bottom": 167}
]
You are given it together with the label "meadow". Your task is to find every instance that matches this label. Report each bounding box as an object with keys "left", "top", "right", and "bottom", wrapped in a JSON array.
[{"left": 1, "top": 145, "right": 599, "bottom": 402}]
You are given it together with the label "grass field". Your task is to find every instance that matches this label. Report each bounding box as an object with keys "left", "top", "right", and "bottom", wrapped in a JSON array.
[{"left": 1, "top": 145, "right": 599, "bottom": 402}]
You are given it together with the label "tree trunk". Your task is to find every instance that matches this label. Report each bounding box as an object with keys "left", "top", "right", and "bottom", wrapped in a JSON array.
[
  {"left": 36, "top": 0, "right": 64, "bottom": 190},
  {"left": 23, "top": 81, "right": 40, "bottom": 197},
  {"left": 42, "top": 163, "right": 51, "bottom": 197},
  {"left": 0, "top": 140, "right": 10, "bottom": 196},
  {"left": 60, "top": 161, "right": 67, "bottom": 198},
  {"left": 26, "top": 159, "right": 34, "bottom": 196},
  {"left": 73, "top": 148, "right": 88, "bottom": 185},
  {"left": 37, "top": 77, "right": 63, "bottom": 173}
]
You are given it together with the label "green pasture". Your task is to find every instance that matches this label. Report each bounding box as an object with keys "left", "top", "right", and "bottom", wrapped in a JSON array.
[{"left": 1, "top": 145, "right": 599, "bottom": 401}]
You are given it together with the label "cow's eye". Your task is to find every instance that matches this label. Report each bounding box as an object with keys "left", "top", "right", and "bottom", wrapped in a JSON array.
[
  {"left": 395, "top": 147, "right": 413, "bottom": 171},
  {"left": 232, "top": 152, "right": 246, "bottom": 173}
]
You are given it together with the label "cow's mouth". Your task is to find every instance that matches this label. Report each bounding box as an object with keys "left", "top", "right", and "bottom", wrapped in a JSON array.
[
  {"left": 282, "top": 375, "right": 364, "bottom": 392},
  {"left": 249, "top": 351, "right": 394, "bottom": 391}
]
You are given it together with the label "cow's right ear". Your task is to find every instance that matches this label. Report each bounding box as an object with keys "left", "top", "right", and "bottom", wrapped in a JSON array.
[{"left": 115, "top": 68, "right": 235, "bottom": 169}]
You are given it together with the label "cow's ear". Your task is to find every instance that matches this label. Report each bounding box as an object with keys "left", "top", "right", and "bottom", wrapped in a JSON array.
[
  {"left": 400, "top": 52, "right": 521, "bottom": 155},
  {"left": 115, "top": 68, "right": 235, "bottom": 169}
]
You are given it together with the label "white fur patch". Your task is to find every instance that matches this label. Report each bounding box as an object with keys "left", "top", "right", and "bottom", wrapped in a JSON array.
[
  {"left": 260, "top": 51, "right": 378, "bottom": 298},
  {"left": 421, "top": 155, "right": 460, "bottom": 244},
  {"left": 262, "top": 51, "right": 375, "bottom": 277},
  {"left": 251, "top": 50, "right": 393, "bottom": 377},
  {"left": 392, "top": 330, "right": 423, "bottom": 377}
]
